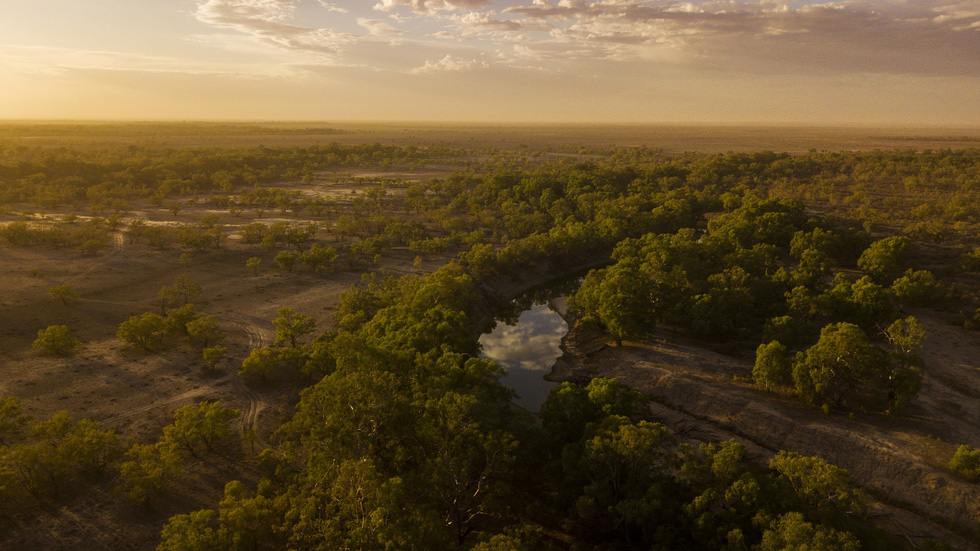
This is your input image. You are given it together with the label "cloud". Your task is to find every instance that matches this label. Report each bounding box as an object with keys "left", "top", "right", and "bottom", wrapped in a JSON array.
[
  {"left": 193, "top": 0, "right": 980, "bottom": 77},
  {"left": 0, "top": 44, "right": 271, "bottom": 77},
  {"left": 195, "top": 0, "right": 352, "bottom": 57},
  {"left": 358, "top": 18, "right": 405, "bottom": 35},
  {"left": 374, "top": 0, "right": 491, "bottom": 13},
  {"left": 410, "top": 54, "right": 489, "bottom": 73},
  {"left": 496, "top": 0, "right": 980, "bottom": 75},
  {"left": 450, "top": 10, "right": 552, "bottom": 35},
  {"left": 317, "top": 1, "right": 348, "bottom": 12}
]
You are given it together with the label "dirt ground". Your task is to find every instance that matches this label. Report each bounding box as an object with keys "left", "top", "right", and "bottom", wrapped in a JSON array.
[
  {"left": 0, "top": 170, "right": 442, "bottom": 550},
  {"left": 552, "top": 311, "right": 980, "bottom": 549}
]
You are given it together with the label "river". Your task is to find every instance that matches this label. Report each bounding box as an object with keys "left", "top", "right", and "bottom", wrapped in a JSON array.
[{"left": 478, "top": 279, "right": 579, "bottom": 412}]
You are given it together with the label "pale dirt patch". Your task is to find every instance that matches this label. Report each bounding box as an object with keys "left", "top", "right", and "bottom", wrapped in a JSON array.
[{"left": 0, "top": 195, "right": 427, "bottom": 549}]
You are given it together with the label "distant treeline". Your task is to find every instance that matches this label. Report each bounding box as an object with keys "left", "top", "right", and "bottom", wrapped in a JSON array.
[{"left": 0, "top": 122, "right": 349, "bottom": 138}]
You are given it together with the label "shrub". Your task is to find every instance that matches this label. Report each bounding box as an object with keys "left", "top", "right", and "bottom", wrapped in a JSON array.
[
  {"left": 32, "top": 325, "right": 81, "bottom": 356},
  {"left": 949, "top": 445, "right": 980, "bottom": 481}
]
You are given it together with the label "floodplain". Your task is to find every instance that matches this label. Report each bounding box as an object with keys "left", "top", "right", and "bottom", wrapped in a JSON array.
[{"left": 1, "top": 122, "right": 980, "bottom": 550}]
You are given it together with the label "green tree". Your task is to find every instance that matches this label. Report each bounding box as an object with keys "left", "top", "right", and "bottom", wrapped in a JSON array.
[
  {"left": 162, "top": 401, "right": 240, "bottom": 457},
  {"left": 166, "top": 201, "right": 183, "bottom": 218},
  {"left": 0, "top": 396, "right": 30, "bottom": 444},
  {"left": 882, "top": 316, "right": 926, "bottom": 413},
  {"left": 164, "top": 303, "right": 198, "bottom": 336},
  {"left": 187, "top": 315, "right": 224, "bottom": 348},
  {"left": 49, "top": 283, "right": 79, "bottom": 306},
  {"left": 770, "top": 451, "right": 864, "bottom": 519},
  {"left": 157, "top": 509, "right": 219, "bottom": 551},
  {"left": 118, "top": 440, "right": 182, "bottom": 506},
  {"left": 239, "top": 347, "right": 280, "bottom": 384},
  {"left": 948, "top": 445, "right": 980, "bottom": 481},
  {"left": 216, "top": 480, "right": 282, "bottom": 550},
  {"left": 246, "top": 256, "right": 261, "bottom": 276},
  {"left": 758, "top": 512, "right": 860, "bottom": 551},
  {"left": 32, "top": 325, "right": 81, "bottom": 356},
  {"left": 274, "top": 250, "right": 298, "bottom": 272},
  {"left": 792, "top": 323, "right": 887, "bottom": 409},
  {"left": 157, "top": 275, "right": 201, "bottom": 313},
  {"left": 117, "top": 312, "right": 167, "bottom": 351},
  {"left": 891, "top": 269, "right": 945, "bottom": 307},
  {"left": 301, "top": 243, "right": 338, "bottom": 272},
  {"left": 857, "top": 236, "right": 911, "bottom": 284},
  {"left": 753, "top": 341, "right": 792, "bottom": 392},
  {"left": 273, "top": 307, "right": 315, "bottom": 348},
  {"left": 202, "top": 346, "right": 228, "bottom": 373},
  {"left": 571, "top": 416, "right": 673, "bottom": 546}
]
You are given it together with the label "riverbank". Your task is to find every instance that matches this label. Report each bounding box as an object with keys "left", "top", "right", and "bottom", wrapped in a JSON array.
[
  {"left": 469, "top": 256, "right": 609, "bottom": 340},
  {"left": 551, "top": 320, "right": 980, "bottom": 549}
]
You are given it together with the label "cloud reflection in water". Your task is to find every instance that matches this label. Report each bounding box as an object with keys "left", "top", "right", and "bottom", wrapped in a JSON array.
[{"left": 479, "top": 302, "right": 567, "bottom": 412}]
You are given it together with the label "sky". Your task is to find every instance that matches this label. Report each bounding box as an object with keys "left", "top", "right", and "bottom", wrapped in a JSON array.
[{"left": 1, "top": 0, "right": 978, "bottom": 124}]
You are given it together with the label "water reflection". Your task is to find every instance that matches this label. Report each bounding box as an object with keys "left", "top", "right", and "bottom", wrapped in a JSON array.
[{"left": 479, "top": 301, "right": 567, "bottom": 412}]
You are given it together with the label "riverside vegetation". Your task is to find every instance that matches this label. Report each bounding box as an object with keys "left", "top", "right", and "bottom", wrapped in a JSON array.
[{"left": 1, "top": 124, "right": 979, "bottom": 549}]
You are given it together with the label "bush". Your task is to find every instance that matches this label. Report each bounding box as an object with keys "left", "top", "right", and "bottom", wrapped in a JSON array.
[
  {"left": 32, "top": 325, "right": 81, "bottom": 356},
  {"left": 948, "top": 445, "right": 980, "bottom": 481},
  {"left": 117, "top": 312, "right": 166, "bottom": 351},
  {"left": 890, "top": 269, "right": 945, "bottom": 306}
]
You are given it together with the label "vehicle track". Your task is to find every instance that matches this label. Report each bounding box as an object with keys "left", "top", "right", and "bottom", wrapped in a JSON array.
[
  {"left": 103, "top": 383, "right": 228, "bottom": 423},
  {"left": 104, "top": 315, "right": 268, "bottom": 448},
  {"left": 229, "top": 318, "right": 268, "bottom": 447},
  {"left": 62, "top": 231, "right": 124, "bottom": 286}
]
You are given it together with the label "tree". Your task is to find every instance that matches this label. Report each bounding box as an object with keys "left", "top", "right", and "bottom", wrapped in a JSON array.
[
  {"left": 948, "top": 445, "right": 980, "bottom": 481},
  {"left": 187, "top": 315, "right": 224, "bottom": 348},
  {"left": 164, "top": 303, "right": 198, "bottom": 336},
  {"left": 49, "top": 283, "right": 79, "bottom": 306},
  {"left": 32, "top": 325, "right": 81, "bottom": 356},
  {"left": 792, "top": 323, "right": 887, "bottom": 409},
  {"left": 0, "top": 397, "right": 30, "bottom": 444},
  {"left": 158, "top": 510, "right": 219, "bottom": 551},
  {"left": 216, "top": 481, "right": 282, "bottom": 550},
  {"left": 275, "top": 250, "right": 298, "bottom": 272},
  {"left": 7, "top": 412, "right": 121, "bottom": 498},
  {"left": 163, "top": 401, "right": 240, "bottom": 456},
  {"left": 758, "top": 512, "right": 860, "bottom": 551},
  {"left": 202, "top": 346, "right": 228, "bottom": 373},
  {"left": 273, "top": 307, "right": 315, "bottom": 348},
  {"left": 857, "top": 236, "right": 911, "bottom": 284},
  {"left": 239, "top": 347, "right": 280, "bottom": 384},
  {"left": 301, "top": 243, "right": 338, "bottom": 272},
  {"left": 246, "top": 256, "right": 261, "bottom": 276},
  {"left": 753, "top": 341, "right": 792, "bottom": 391},
  {"left": 882, "top": 316, "right": 926, "bottom": 413},
  {"left": 167, "top": 201, "right": 183, "bottom": 218},
  {"left": 891, "top": 269, "right": 945, "bottom": 307},
  {"left": 157, "top": 275, "right": 201, "bottom": 313},
  {"left": 770, "top": 451, "right": 864, "bottom": 518},
  {"left": 118, "top": 440, "right": 182, "bottom": 506},
  {"left": 117, "top": 312, "right": 166, "bottom": 351}
]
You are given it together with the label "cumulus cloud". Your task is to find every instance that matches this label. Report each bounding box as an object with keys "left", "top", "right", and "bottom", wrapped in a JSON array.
[
  {"left": 317, "top": 1, "right": 348, "bottom": 12},
  {"left": 410, "top": 54, "right": 489, "bottom": 73},
  {"left": 374, "top": 0, "right": 491, "bottom": 13},
  {"left": 495, "top": 0, "right": 980, "bottom": 75},
  {"left": 190, "top": 0, "right": 980, "bottom": 77},
  {"left": 450, "top": 10, "right": 552, "bottom": 35},
  {"left": 195, "top": 0, "right": 352, "bottom": 56},
  {"left": 358, "top": 18, "right": 405, "bottom": 35}
]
